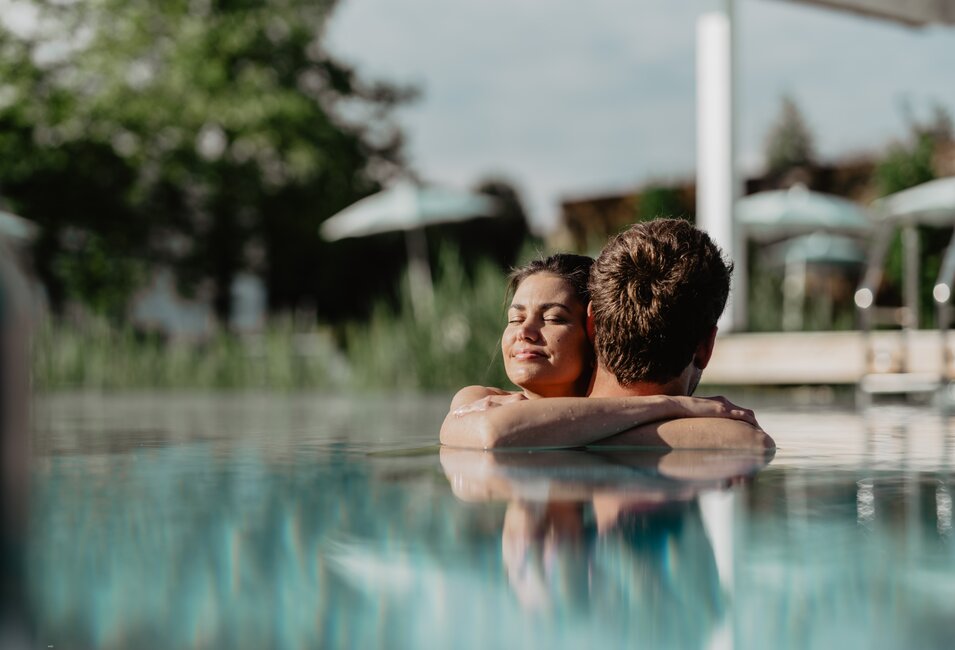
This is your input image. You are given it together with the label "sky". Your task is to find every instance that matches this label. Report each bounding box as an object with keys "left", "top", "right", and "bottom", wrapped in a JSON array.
[{"left": 325, "top": 0, "right": 955, "bottom": 232}]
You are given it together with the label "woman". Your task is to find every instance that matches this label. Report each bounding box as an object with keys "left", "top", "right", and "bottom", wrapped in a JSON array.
[{"left": 439, "top": 254, "right": 758, "bottom": 450}]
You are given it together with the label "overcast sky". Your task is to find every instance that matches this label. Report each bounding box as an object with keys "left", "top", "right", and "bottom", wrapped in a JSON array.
[{"left": 326, "top": 0, "right": 955, "bottom": 232}]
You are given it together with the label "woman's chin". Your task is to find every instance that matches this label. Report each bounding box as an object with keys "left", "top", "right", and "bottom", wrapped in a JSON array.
[
  {"left": 505, "top": 366, "right": 539, "bottom": 387},
  {"left": 507, "top": 366, "right": 575, "bottom": 391}
]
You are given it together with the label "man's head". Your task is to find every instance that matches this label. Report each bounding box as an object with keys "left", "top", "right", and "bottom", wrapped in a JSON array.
[{"left": 588, "top": 218, "right": 732, "bottom": 391}]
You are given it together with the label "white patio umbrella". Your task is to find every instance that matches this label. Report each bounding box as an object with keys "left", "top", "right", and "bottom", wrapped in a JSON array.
[
  {"left": 856, "top": 176, "right": 955, "bottom": 332},
  {"left": 872, "top": 176, "right": 955, "bottom": 226},
  {"left": 736, "top": 184, "right": 873, "bottom": 242},
  {"left": 0, "top": 209, "right": 38, "bottom": 244},
  {"left": 320, "top": 182, "right": 499, "bottom": 319}
]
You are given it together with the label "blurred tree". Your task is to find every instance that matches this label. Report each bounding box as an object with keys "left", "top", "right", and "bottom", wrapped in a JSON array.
[
  {"left": 875, "top": 105, "right": 951, "bottom": 196},
  {"left": 0, "top": 0, "right": 413, "bottom": 324},
  {"left": 764, "top": 95, "right": 815, "bottom": 176},
  {"left": 633, "top": 185, "right": 689, "bottom": 223}
]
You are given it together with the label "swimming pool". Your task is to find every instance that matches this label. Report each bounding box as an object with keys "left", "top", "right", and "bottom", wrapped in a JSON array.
[{"left": 23, "top": 393, "right": 955, "bottom": 648}]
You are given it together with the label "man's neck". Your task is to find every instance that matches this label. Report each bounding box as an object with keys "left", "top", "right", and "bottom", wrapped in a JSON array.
[{"left": 588, "top": 365, "right": 687, "bottom": 397}]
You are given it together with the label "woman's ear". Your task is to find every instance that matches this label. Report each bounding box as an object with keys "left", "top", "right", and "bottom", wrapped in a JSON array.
[{"left": 586, "top": 302, "right": 596, "bottom": 343}]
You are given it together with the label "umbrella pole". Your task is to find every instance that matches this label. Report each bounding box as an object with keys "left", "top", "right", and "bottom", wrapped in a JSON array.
[
  {"left": 404, "top": 228, "right": 434, "bottom": 320},
  {"left": 782, "top": 259, "right": 807, "bottom": 331}
]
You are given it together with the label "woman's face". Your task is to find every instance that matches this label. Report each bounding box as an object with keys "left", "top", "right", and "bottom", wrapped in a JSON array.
[{"left": 502, "top": 272, "right": 591, "bottom": 398}]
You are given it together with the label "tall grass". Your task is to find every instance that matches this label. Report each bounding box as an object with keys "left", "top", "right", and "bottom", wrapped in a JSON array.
[
  {"left": 32, "top": 315, "right": 348, "bottom": 391},
  {"left": 344, "top": 247, "right": 512, "bottom": 392},
  {"left": 32, "top": 247, "right": 517, "bottom": 392}
]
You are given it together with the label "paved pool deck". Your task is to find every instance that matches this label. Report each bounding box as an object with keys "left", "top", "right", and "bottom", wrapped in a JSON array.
[{"left": 705, "top": 330, "right": 954, "bottom": 386}]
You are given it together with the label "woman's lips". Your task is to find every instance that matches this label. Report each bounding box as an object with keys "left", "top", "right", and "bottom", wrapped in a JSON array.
[{"left": 513, "top": 348, "right": 547, "bottom": 360}]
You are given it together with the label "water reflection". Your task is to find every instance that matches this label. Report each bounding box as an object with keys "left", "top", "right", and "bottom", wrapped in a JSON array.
[
  {"left": 440, "top": 447, "right": 773, "bottom": 648},
  {"left": 29, "top": 443, "right": 471, "bottom": 649},
  {"left": 25, "top": 396, "right": 955, "bottom": 649}
]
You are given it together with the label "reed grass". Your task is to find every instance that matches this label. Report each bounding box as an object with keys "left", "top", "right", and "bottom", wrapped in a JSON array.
[
  {"left": 31, "top": 315, "right": 348, "bottom": 391},
  {"left": 343, "top": 247, "right": 512, "bottom": 392},
  {"left": 32, "top": 247, "right": 516, "bottom": 392}
]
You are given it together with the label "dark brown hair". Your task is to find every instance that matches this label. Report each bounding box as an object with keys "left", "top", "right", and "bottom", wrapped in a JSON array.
[
  {"left": 507, "top": 253, "right": 594, "bottom": 313},
  {"left": 588, "top": 218, "right": 732, "bottom": 385}
]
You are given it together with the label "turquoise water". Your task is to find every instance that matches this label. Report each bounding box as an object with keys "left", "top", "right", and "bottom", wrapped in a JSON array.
[{"left": 25, "top": 394, "right": 955, "bottom": 649}]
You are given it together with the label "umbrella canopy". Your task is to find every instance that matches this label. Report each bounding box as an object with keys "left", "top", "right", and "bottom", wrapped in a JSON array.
[
  {"left": 736, "top": 184, "right": 873, "bottom": 241},
  {"left": 872, "top": 176, "right": 955, "bottom": 226},
  {"left": 764, "top": 232, "right": 867, "bottom": 268},
  {"left": 0, "top": 209, "right": 37, "bottom": 244},
  {"left": 319, "top": 182, "right": 500, "bottom": 320},
  {"left": 320, "top": 182, "right": 499, "bottom": 241},
  {"left": 785, "top": 0, "right": 955, "bottom": 27}
]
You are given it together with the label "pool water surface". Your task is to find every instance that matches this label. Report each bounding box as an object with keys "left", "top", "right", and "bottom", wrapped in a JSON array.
[{"left": 24, "top": 393, "right": 955, "bottom": 649}]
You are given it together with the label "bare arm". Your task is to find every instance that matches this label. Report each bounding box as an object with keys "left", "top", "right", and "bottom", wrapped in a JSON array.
[
  {"left": 589, "top": 417, "right": 775, "bottom": 451},
  {"left": 439, "top": 390, "right": 757, "bottom": 450},
  {"left": 438, "top": 386, "right": 524, "bottom": 449}
]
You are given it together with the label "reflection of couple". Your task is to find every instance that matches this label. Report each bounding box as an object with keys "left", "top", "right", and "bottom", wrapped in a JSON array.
[
  {"left": 440, "top": 218, "right": 775, "bottom": 450},
  {"left": 440, "top": 445, "right": 771, "bottom": 643}
]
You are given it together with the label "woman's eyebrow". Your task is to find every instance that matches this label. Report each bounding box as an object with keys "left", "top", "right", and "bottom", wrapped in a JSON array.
[
  {"left": 509, "top": 302, "right": 570, "bottom": 312},
  {"left": 540, "top": 302, "right": 571, "bottom": 312}
]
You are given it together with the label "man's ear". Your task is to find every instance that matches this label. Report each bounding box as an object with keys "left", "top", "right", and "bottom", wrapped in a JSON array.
[
  {"left": 693, "top": 326, "right": 718, "bottom": 370},
  {"left": 586, "top": 301, "right": 596, "bottom": 344}
]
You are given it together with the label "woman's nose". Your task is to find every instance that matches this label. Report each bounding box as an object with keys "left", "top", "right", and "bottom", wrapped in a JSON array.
[{"left": 517, "top": 320, "right": 541, "bottom": 341}]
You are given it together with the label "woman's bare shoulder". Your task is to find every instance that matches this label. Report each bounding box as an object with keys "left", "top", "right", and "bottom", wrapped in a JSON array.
[{"left": 449, "top": 385, "right": 516, "bottom": 411}]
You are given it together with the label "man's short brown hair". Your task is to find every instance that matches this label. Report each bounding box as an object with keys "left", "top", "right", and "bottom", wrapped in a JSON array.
[{"left": 588, "top": 218, "right": 733, "bottom": 385}]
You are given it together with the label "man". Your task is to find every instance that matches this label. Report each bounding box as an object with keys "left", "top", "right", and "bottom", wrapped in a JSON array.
[
  {"left": 441, "top": 218, "right": 772, "bottom": 450},
  {"left": 584, "top": 218, "right": 771, "bottom": 448}
]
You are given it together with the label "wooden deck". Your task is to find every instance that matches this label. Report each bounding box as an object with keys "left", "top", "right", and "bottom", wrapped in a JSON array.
[{"left": 703, "top": 330, "right": 954, "bottom": 385}]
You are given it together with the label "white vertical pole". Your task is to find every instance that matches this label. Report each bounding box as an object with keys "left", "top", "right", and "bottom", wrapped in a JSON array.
[
  {"left": 697, "top": 2, "right": 743, "bottom": 331},
  {"left": 700, "top": 489, "right": 736, "bottom": 650}
]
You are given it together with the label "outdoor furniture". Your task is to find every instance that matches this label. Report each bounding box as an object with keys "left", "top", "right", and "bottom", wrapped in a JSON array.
[{"left": 854, "top": 176, "right": 955, "bottom": 401}]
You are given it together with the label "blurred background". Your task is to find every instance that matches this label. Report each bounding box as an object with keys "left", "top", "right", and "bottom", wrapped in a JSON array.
[{"left": 2, "top": 0, "right": 954, "bottom": 392}]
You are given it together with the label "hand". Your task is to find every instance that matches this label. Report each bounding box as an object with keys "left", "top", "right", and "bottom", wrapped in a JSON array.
[
  {"left": 675, "top": 395, "right": 759, "bottom": 428},
  {"left": 453, "top": 392, "right": 527, "bottom": 416}
]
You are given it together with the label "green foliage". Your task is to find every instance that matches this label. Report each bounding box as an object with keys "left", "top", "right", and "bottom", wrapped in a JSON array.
[
  {"left": 764, "top": 95, "right": 815, "bottom": 175},
  {"left": 875, "top": 106, "right": 950, "bottom": 196},
  {"left": 53, "top": 232, "right": 147, "bottom": 320},
  {"left": 875, "top": 134, "right": 936, "bottom": 196},
  {"left": 0, "top": 0, "right": 411, "bottom": 322},
  {"left": 747, "top": 265, "right": 783, "bottom": 332},
  {"left": 634, "top": 186, "right": 687, "bottom": 223}
]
